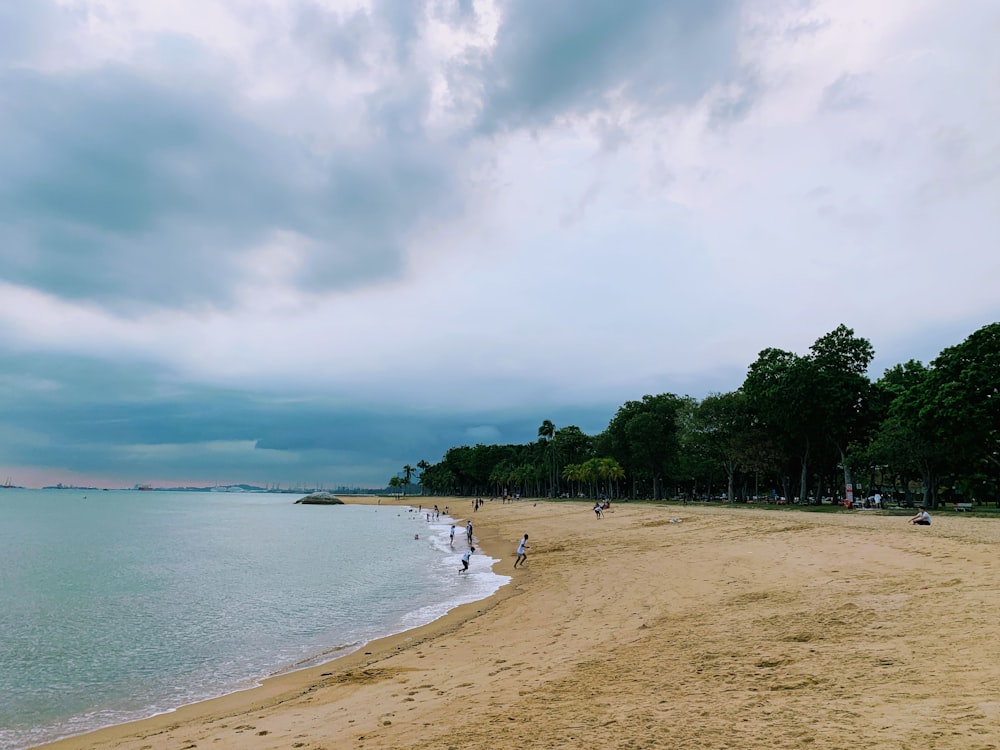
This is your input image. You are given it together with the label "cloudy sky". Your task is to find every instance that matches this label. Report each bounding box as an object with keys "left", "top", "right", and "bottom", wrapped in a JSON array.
[{"left": 1, "top": 0, "right": 997, "bottom": 489}]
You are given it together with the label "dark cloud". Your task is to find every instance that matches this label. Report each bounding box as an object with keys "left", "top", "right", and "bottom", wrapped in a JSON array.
[
  {"left": 0, "top": 62, "right": 455, "bottom": 312},
  {"left": 0, "top": 353, "right": 616, "bottom": 486},
  {"left": 0, "top": 1, "right": 741, "bottom": 315},
  {"left": 476, "top": 0, "right": 740, "bottom": 131}
]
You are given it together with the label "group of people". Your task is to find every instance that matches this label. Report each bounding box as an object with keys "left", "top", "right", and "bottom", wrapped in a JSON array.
[
  {"left": 448, "top": 520, "right": 476, "bottom": 547},
  {"left": 419, "top": 504, "right": 448, "bottom": 520}
]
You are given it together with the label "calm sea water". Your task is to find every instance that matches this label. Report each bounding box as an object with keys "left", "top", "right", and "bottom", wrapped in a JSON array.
[{"left": 0, "top": 490, "right": 504, "bottom": 750}]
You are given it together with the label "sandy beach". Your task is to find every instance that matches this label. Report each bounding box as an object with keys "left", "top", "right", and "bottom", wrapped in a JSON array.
[{"left": 38, "top": 499, "right": 1000, "bottom": 750}]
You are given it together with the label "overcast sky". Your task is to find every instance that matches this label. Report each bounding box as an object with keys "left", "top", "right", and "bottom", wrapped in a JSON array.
[{"left": 1, "top": 0, "right": 997, "bottom": 489}]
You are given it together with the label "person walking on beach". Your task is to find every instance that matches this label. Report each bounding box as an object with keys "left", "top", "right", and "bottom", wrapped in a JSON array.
[
  {"left": 459, "top": 547, "right": 475, "bottom": 574},
  {"left": 514, "top": 534, "right": 530, "bottom": 568},
  {"left": 466, "top": 520, "right": 474, "bottom": 545},
  {"left": 450, "top": 524, "right": 456, "bottom": 547},
  {"left": 910, "top": 506, "right": 932, "bottom": 525},
  {"left": 594, "top": 502, "right": 603, "bottom": 519}
]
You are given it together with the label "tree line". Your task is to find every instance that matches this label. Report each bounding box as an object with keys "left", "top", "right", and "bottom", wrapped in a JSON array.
[{"left": 401, "top": 323, "right": 999, "bottom": 509}]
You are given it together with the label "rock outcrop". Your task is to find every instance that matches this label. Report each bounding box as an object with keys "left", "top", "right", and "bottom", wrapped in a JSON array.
[{"left": 294, "top": 492, "right": 344, "bottom": 505}]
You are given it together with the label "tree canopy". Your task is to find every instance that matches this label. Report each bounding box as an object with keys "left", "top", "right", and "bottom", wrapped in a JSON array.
[{"left": 400, "top": 322, "right": 1000, "bottom": 509}]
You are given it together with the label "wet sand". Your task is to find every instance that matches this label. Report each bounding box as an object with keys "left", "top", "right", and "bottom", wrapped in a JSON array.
[{"left": 38, "top": 499, "right": 1000, "bottom": 749}]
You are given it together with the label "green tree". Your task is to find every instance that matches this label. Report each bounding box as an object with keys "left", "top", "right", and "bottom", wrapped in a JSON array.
[
  {"left": 416, "top": 460, "right": 431, "bottom": 494},
  {"left": 743, "top": 348, "right": 819, "bottom": 503},
  {"left": 923, "top": 323, "right": 1000, "bottom": 481},
  {"left": 538, "top": 419, "right": 557, "bottom": 497},
  {"left": 603, "top": 394, "right": 685, "bottom": 499},
  {"left": 808, "top": 325, "right": 876, "bottom": 500},
  {"left": 596, "top": 457, "right": 625, "bottom": 499},
  {"left": 552, "top": 426, "right": 594, "bottom": 472},
  {"left": 402, "top": 464, "right": 415, "bottom": 496},
  {"left": 693, "top": 390, "right": 751, "bottom": 502},
  {"left": 868, "top": 361, "right": 944, "bottom": 507},
  {"left": 561, "top": 463, "right": 583, "bottom": 497},
  {"left": 744, "top": 326, "right": 875, "bottom": 504}
]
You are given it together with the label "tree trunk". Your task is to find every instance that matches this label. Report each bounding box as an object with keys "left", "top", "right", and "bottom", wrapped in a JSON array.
[
  {"left": 799, "top": 458, "right": 809, "bottom": 504},
  {"left": 799, "top": 438, "right": 810, "bottom": 504},
  {"left": 840, "top": 448, "right": 852, "bottom": 505}
]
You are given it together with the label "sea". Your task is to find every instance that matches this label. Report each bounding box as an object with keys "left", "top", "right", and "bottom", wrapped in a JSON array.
[{"left": 0, "top": 489, "right": 505, "bottom": 750}]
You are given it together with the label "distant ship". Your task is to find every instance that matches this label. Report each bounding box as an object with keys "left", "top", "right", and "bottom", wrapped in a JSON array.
[
  {"left": 136, "top": 484, "right": 153, "bottom": 491},
  {"left": 1, "top": 476, "right": 14, "bottom": 489}
]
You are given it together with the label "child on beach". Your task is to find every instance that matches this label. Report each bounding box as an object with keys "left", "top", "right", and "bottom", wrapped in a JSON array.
[
  {"left": 459, "top": 548, "right": 475, "bottom": 574},
  {"left": 514, "top": 534, "right": 529, "bottom": 568}
]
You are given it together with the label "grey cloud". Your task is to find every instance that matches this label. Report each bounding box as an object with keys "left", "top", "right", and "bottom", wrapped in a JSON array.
[
  {"left": 708, "top": 72, "right": 762, "bottom": 128},
  {"left": 476, "top": 0, "right": 740, "bottom": 131},
  {"left": 0, "top": 63, "right": 456, "bottom": 311},
  {"left": 782, "top": 17, "right": 831, "bottom": 41},
  {"left": 431, "top": 0, "right": 479, "bottom": 27},
  {"left": 373, "top": 0, "right": 424, "bottom": 64},
  {"left": 820, "top": 73, "right": 872, "bottom": 112},
  {"left": 294, "top": 3, "right": 376, "bottom": 70},
  {"left": 293, "top": 0, "right": 426, "bottom": 71},
  {"left": 0, "top": 352, "right": 617, "bottom": 486}
]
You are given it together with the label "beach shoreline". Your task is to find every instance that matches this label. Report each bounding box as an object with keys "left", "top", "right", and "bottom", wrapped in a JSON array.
[
  {"left": 32, "top": 496, "right": 514, "bottom": 750},
  {"left": 35, "top": 498, "right": 1000, "bottom": 750}
]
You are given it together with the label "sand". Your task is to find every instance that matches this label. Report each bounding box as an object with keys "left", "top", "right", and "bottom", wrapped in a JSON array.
[{"left": 38, "top": 499, "right": 1000, "bottom": 750}]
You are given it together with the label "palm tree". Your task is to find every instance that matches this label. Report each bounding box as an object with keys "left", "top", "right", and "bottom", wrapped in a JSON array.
[
  {"left": 416, "top": 460, "right": 430, "bottom": 495},
  {"left": 538, "top": 420, "right": 557, "bottom": 497},
  {"left": 598, "top": 457, "right": 625, "bottom": 499},
  {"left": 388, "top": 476, "right": 403, "bottom": 498},
  {"left": 562, "top": 463, "right": 583, "bottom": 497},
  {"left": 402, "top": 464, "right": 415, "bottom": 496}
]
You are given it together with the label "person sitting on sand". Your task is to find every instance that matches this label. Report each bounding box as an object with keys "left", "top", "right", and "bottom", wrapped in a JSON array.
[
  {"left": 459, "top": 547, "right": 475, "bottom": 574},
  {"left": 910, "top": 506, "right": 931, "bottom": 525}
]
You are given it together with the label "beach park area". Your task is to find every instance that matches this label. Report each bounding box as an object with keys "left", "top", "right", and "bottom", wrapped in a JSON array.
[{"left": 40, "top": 499, "right": 1000, "bottom": 750}]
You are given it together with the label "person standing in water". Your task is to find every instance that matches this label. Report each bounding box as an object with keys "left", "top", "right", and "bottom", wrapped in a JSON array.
[
  {"left": 514, "top": 534, "right": 530, "bottom": 568},
  {"left": 466, "top": 520, "right": 474, "bottom": 546},
  {"left": 459, "top": 547, "right": 475, "bottom": 574},
  {"left": 449, "top": 524, "right": 456, "bottom": 547}
]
